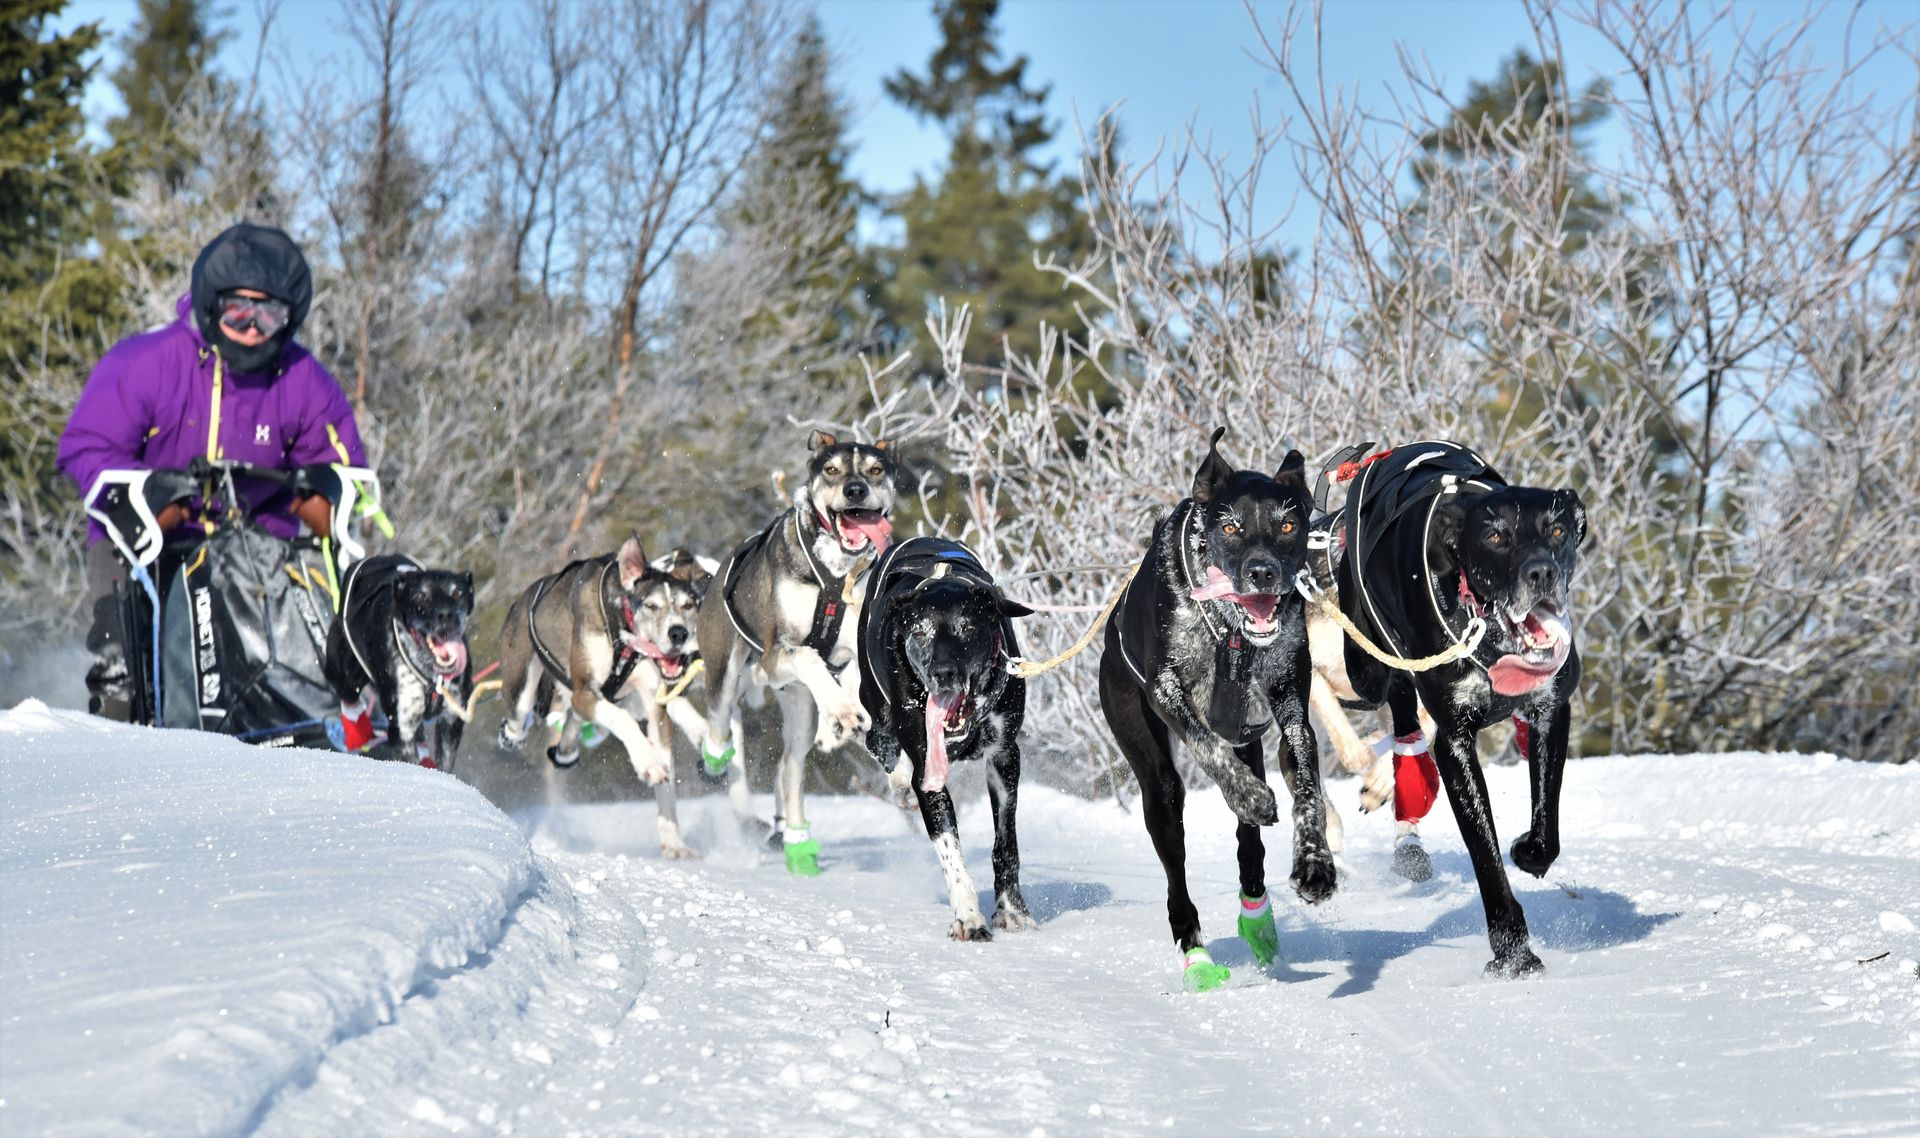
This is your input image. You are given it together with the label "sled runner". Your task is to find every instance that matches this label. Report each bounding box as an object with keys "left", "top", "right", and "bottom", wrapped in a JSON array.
[{"left": 85, "top": 457, "right": 387, "bottom": 748}]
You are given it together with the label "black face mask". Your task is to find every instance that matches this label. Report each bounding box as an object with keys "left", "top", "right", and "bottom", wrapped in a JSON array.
[{"left": 212, "top": 326, "right": 291, "bottom": 374}]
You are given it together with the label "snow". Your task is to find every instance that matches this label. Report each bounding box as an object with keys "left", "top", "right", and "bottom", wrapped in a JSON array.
[{"left": 4, "top": 699, "right": 1918, "bottom": 1137}]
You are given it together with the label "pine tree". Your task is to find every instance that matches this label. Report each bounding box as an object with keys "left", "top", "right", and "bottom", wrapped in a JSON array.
[
  {"left": 870, "top": 0, "right": 1093, "bottom": 380},
  {"left": 0, "top": 0, "right": 105, "bottom": 320},
  {"left": 106, "top": 0, "right": 224, "bottom": 191}
]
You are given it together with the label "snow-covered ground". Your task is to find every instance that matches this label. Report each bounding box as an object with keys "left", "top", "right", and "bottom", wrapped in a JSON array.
[{"left": 3, "top": 699, "right": 1917, "bottom": 1137}]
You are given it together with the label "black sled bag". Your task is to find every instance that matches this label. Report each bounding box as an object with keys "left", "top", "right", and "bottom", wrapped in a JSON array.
[{"left": 156, "top": 518, "right": 339, "bottom": 748}]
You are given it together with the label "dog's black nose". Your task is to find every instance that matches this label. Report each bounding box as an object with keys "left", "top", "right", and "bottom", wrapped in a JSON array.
[
  {"left": 1522, "top": 558, "right": 1557, "bottom": 594},
  {"left": 928, "top": 660, "right": 963, "bottom": 692},
  {"left": 667, "top": 625, "right": 688, "bottom": 647},
  {"left": 844, "top": 481, "right": 868, "bottom": 503},
  {"left": 1244, "top": 559, "right": 1279, "bottom": 591}
]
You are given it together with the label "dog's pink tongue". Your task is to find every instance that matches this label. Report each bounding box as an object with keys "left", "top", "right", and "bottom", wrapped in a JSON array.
[
  {"left": 1488, "top": 640, "right": 1571, "bottom": 696},
  {"left": 430, "top": 639, "right": 468, "bottom": 676},
  {"left": 921, "top": 692, "right": 963, "bottom": 792},
  {"left": 1190, "top": 565, "right": 1237, "bottom": 602},
  {"left": 844, "top": 512, "right": 892, "bottom": 554}
]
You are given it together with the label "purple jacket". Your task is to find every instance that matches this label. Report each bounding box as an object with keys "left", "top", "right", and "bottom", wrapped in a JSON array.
[{"left": 58, "top": 295, "right": 367, "bottom": 545}]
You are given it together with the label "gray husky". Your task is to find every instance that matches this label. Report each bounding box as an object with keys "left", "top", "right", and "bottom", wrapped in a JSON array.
[
  {"left": 696, "top": 430, "right": 896, "bottom": 876},
  {"left": 497, "top": 535, "right": 713, "bottom": 857}
]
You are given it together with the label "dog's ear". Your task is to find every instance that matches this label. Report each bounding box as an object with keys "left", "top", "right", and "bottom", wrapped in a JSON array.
[
  {"left": 1558, "top": 489, "right": 1588, "bottom": 546},
  {"left": 1431, "top": 497, "right": 1468, "bottom": 568},
  {"left": 1273, "top": 448, "right": 1308, "bottom": 494},
  {"left": 872, "top": 438, "right": 892, "bottom": 452},
  {"left": 997, "top": 595, "right": 1034, "bottom": 620},
  {"left": 807, "top": 429, "right": 838, "bottom": 452},
  {"left": 617, "top": 532, "right": 648, "bottom": 590},
  {"left": 1192, "top": 427, "right": 1234, "bottom": 504},
  {"left": 459, "top": 571, "right": 475, "bottom": 604}
]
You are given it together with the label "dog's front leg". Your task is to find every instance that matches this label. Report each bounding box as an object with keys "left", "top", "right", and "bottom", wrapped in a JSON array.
[
  {"left": 915, "top": 780, "right": 989, "bottom": 941},
  {"left": 1187, "top": 735, "right": 1280, "bottom": 827},
  {"left": 644, "top": 696, "right": 696, "bottom": 859},
  {"left": 1273, "top": 681, "right": 1336, "bottom": 905},
  {"left": 573, "top": 687, "right": 669, "bottom": 784},
  {"left": 1431, "top": 721, "right": 1541, "bottom": 977},
  {"left": 986, "top": 741, "right": 1034, "bottom": 932},
  {"left": 1510, "top": 696, "right": 1570, "bottom": 877},
  {"left": 763, "top": 642, "right": 866, "bottom": 749}
]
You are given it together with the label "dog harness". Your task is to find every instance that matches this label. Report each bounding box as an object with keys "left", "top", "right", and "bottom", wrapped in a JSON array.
[
  {"left": 526, "top": 557, "right": 642, "bottom": 701},
  {"left": 857, "top": 537, "right": 1018, "bottom": 713},
  {"left": 1328, "top": 441, "right": 1503, "bottom": 672},
  {"left": 337, "top": 553, "right": 455, "bottom": 713},
  {"left": 718, "top": 509, "right": 870, "bottom": 671},
  {"left": 1113, "top": 499, "right": 1273, "bottom": 743}
]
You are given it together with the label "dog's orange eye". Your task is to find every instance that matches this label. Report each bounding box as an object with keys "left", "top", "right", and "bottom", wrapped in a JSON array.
[
  {"left": 1220, "top": 522, "right": 1239, "bottom": 536},
  {"left": 1488, "top": 532, "right": 1504, "bottom": 546},
  {"left": 1551, "top": 525, "right": 1566, "bottom": 540},
  {"left": 1280, "top": 520, "right": 1296, "bottom": 535}
]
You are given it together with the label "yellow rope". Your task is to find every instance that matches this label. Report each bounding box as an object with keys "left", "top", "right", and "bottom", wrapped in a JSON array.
[
  {"left": 441, "top": 678, "right": 503, "bottom": 723},
  {"left": 1006, "top": 563, "right": 1140, "bottom": 679},
  {"left": 1300, "top": 587, "right": 1486, "bottom": 673},
  {"left": 655, "top": 657, "right": 705, "bottom": 704}
]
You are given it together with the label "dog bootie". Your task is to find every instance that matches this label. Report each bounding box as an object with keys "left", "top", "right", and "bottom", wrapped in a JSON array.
[
  {"left": 1390, "top": 732, "right": 1440, "bottom": 823},
  {"left": 337, "top": 701, "right": 376, "bottom": 753},
  {"left": 1512, "top": 716, "right": 1532, "bottom": 762},
  {"left": 782, "top": 826, "right": 821, "bottom": 877},
  {"left": 699, "top": 739, "right": 735, "bottom": 783},
  {"left": 1237, "top": 892, "right": 1280, "bottom": 968},
  {"left": 1392, "top": 821, "right": 1434, "bottom": 882},
  {"left": 1182, "top": 946, "right": 1231, "bottom": 993}
]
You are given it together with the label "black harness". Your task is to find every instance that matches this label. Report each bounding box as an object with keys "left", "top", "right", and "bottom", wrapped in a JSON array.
[
  {"left": 858, "top": 537, "right": 1017, "bottom": 711},
  {"left": 527, "top": 557, "right": 641, "bottom": 701},
  {"left": 1115, "top": 499, "right": 1270, "bottom": 743},
  {"left": 339, "top": 553, "right": 447, "bottom": 711},
  {"left": 1326, "top": 440, "right": 1505, "bottom": 671},
  {"left": 719, "top": 509, "right": 866, "bottom": 670}
]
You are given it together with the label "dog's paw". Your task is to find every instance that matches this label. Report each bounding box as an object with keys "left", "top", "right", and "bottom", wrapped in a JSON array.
[
  {"left": 1484, "top": 947, "right": 1545, "bottom": 979},
  {"left": 992, "top": 896, "right": 1037, "bottom": 933},
  {"left": 1509, "top": 831, "right": 1558, "bottom": 878},
  {"left": 815, "top": 700, "right": 867, "bottom": 750},
  {"left": 637, "top": 759, "right": 671, "bottom": 786},
  {"left": 1226, "top": 782, "right": 1280, "bottom": 827},
  {"left": 1291, "top": 849, "right": 1338, "bottom": 905},
  {"left": 660, "top": 841, "right": 699, "bottom": 860},
  {"left": 1358, "top": 754, "right": 1393, "bottom": 813},
  {"left": 949, "top": 917, "right": 993, "bottom": 942}
]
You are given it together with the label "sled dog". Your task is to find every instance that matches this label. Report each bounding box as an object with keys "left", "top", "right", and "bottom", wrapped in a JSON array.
[
  {"left": 1327, "top": 440, "right": 1586, "bottom": 977},
  {"left": 696, "top": 431, "right": 896, "bottom": 875},
  {"left": 498, "top": 535, "right": 713, "bottom": 857},
  {"left": 1097, "top": 428, "right": 1334, "bottom": 991},
  {"left": 325, "top": 554, "right": 475, "bottom": 770},
  {"left": 857, "top": 537, "right": 1035, "bottom": 939}
]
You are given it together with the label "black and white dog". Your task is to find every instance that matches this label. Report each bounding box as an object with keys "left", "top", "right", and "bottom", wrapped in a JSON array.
[
  {"left": 1098, "top": 429, "right": 1335, "bottom": 991},
  {"left": 857, "top": 538, "right": 1035, "bottom": 940},
  {"left": 1332, "top": 441, "right": 1586, "bottom": 977},
  {"left": 324, "top": 554, "right": 475, "bottom": 770},
  {"left": 497, "top": 535, "right": 697, "bottom": 840},
  {"left": 697, "top": 431, "right": 896, "bottom": 875}
]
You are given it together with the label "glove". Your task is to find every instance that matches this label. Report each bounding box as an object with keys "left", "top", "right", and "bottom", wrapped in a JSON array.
[
  {"left": 94, "top": 468, "right": 194, "bottom": 565},
  {"left": 291, "top": 463, "right": 343, "bottom": 504}
]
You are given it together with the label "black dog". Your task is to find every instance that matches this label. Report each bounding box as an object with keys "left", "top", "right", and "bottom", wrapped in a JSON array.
[
  {"left": 1333, "top": 441, "right": 1585, "bottom": 977},
  {"left": 858, "top": 538, "right": 1036, "bottom": 940},
  {"left": 324, "top": 553, "right": 475, "bottom": 770},
  {"left": 1098, "top": 429, "right": 1334, "bottom": 991}
]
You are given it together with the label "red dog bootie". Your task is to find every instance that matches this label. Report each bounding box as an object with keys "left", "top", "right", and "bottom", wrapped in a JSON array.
[
  {"left": 1390, "top": 731, "right": 1440, "bottom": 823},
  {"left": 339, "top": 700, "right": 375, "bottom": 752},
  {"left": 1512, "top": 716, "right": 1533, "bottom": 762}
]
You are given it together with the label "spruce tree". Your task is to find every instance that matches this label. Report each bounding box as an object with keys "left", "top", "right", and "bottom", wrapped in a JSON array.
[
  {"left": 0, "top": 0, "right": 103, "bottom": 309},
  {"left": 106, "top": 0, "right": 223, "bottom": 191},
  {"left": 871, "top": 0, "right": 1093, "bottom": 380}
]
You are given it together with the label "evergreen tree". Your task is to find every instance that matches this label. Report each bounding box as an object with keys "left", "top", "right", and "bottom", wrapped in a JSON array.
[
  {"left": 0, "top": 0, "right": 107, "bottom": 338},
  {"left": 106, "top": 0, "right": 223, "bottom": 191},
  {"left": 871, "top": 0, "right": 1093, "bottom": 380}
]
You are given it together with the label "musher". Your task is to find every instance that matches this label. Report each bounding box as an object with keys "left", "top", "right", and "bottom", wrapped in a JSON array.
[{"left": 56, "top": 223, "right": 366, "bottom": 720}]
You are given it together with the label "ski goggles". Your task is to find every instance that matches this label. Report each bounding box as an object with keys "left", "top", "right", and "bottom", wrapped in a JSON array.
[{"left": 216, "top": 291, "right": 292, "bottom": 336}]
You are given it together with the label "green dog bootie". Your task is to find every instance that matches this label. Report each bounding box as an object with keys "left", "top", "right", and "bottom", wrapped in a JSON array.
[
  {"left": 1238, "top": 891, "right": 1279, "bottom": 968},
  {"left": 1183, "top": 946, "right": 1231, "bottom": 993},
  {"left": 783, "top": 827, "right": 821, "bottom": 877},
  {"left": 700, "top": 738, "right": 735, "bottom": 779}
]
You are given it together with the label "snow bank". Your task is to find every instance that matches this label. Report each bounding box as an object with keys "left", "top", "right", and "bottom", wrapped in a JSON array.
[{"left": 0, "top": 702, "right": 542, "bottom": 1138}]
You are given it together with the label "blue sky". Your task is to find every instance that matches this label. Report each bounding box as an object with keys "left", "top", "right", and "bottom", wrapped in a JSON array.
[{"left": 54, "top": 0, "right": 1916, "bottom": 255}]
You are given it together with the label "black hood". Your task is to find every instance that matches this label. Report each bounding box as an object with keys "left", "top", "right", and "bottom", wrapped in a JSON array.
[{"left": 190, "top": 223, "right": 314, "bottom": 375}]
